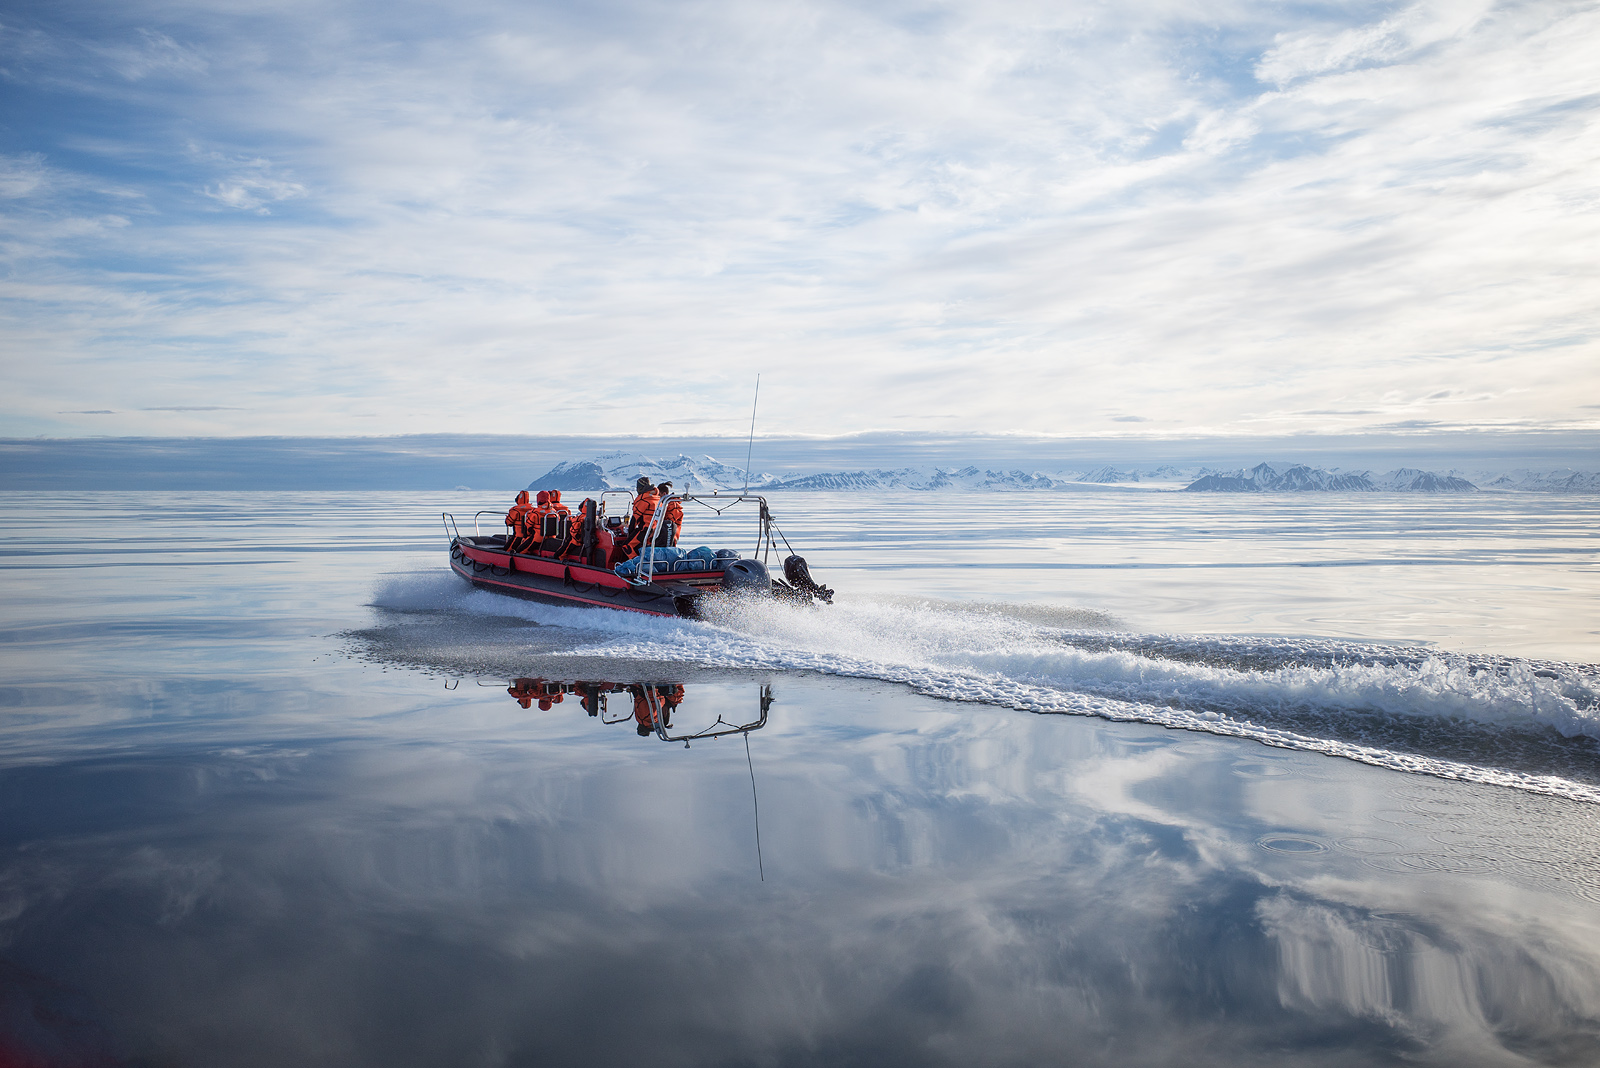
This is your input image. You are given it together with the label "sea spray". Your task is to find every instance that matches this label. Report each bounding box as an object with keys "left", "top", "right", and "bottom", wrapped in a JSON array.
[{"left": 366, "top": 573, "right": 1600, "bottom": 801}]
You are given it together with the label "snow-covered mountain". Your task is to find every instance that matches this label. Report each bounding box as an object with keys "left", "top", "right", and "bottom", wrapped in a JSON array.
[
  {"left": 524, "top": 454, "right": 1597, "bottom": 494},
  {"left": 525, "top": 455, "right": 1088, "bottom": 493},
  {"left": 1370, "top": 468, "right": 1478, "bottom": 492},
  {"left": 527, "top": 451, "right": 778, "bottom": 493},
  {"left": 1184, "top": 462, "right": 1477, "bottom": 493},
  {"left": 1474, "top": 469, "right": 1600, "bottom": 493},
  {"left": 770, "top": 466, "right": 1074, "bottom": 491}
]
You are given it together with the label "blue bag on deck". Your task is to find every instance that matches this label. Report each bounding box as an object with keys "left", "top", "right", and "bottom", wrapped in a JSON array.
[{"left": 615, "top": 547, "right": 684, "bottom": 578}]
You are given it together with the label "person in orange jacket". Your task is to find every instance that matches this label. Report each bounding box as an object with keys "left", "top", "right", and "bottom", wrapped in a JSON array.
[
  {"left": 631, "top": 682, "right": 685, "bottom": 735},
  {"left": 505, "top": 491, "right": 535, "bottom": 552},
  {"left": 617, "top": 477, "right": 660, "bottom": 562},
  {"left": 547, "top": 489, "right": 575, "bottom": 554},
  {"left": 525, "top": 490, "right": 556, "bottom": 550},
  {"left": 548, "top": 489, "right": 572, "bottom": 521},
  {"left": 658, "top": 481, "right": 683, "bottom": 546}
]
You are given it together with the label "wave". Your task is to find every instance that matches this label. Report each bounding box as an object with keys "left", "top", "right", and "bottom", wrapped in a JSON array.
[{"left": 365, "top": 573, "right": 1600, "bottom": 802}]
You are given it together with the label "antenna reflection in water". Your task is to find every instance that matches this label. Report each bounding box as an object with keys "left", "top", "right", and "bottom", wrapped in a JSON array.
[{"left": 503, "top": 677, "right": 773, "bottom": 880}]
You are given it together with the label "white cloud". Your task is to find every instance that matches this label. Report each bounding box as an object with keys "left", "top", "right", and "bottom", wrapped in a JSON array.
[
  {"left": 0, "top": 0, "right": 1596, "bottom": 439},
  {"left": 0, "top": 154, "right": 49, "bottom": 199},
  {"left": 96, "top": 28, "right": 210, "bottom": 82},
  {"left": 1255, "top": 0, "right": 1498, "bottom": 88},
  {"left": 200, "top": 157, "right": 307, "bottom": 213}
]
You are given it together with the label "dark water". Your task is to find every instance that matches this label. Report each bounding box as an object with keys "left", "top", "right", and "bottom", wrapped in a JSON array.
[{"left": 3, "top": 492, "right": 1600, "bottom": 1066}]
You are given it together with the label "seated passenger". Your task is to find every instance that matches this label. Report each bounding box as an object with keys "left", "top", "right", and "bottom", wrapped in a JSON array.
[
  {"left": 549, "top": 489, "right": 572, "bottom": 521},
  {"left": 545, "top": 489, "right": 575, "bottom": 554},
  {"left": 514, "top": 491, "right": 551, "bottom": 553},
  {"left": 616, "top": 477, "right": 660, "bottom": 563},
  {"left": 505, "top": 491, "right": 535, "bottom": 552},
  {"left": 569, "top": 498, "right": 604, "bottom": 564}
]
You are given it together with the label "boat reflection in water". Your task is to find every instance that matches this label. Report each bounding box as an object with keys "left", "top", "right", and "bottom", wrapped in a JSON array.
[{"left": 503, "top": 678, "right": 772, "bottom": 743}]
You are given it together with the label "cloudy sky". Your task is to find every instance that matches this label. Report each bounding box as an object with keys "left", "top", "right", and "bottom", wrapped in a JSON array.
[{"left": 2, "top": 0, "right": 1597, "bottom": 441}]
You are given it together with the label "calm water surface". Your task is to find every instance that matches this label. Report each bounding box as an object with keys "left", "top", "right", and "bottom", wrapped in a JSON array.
[{"left": 1, "top": 490, "right": 1598, "bottom": 1066}]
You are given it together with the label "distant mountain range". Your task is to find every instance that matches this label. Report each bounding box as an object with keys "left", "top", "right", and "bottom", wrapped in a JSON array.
[
  {"left": 526, "top": 452, "right": 1600, "bottom": 494},
  {"left": 1183, "top": 463, "right": 1478, "bottom": 493},
  {"left": 526, "top": 452, "right": 1192, "bottom": 493},
  {"left": 1477, "top": 469, "right": 1600, "bottom": 493}
]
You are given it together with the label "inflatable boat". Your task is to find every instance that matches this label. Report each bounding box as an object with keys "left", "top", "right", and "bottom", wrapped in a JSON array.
[{"left": 444, "top": 491, "right": 833, "bottom": 618}]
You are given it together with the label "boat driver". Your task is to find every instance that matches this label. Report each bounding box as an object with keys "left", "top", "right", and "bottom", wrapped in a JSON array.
[{"left": 619, "top": 477, "right": 660, "bottom": 560}]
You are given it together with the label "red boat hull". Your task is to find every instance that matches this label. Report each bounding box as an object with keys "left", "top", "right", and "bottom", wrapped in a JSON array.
[{"left": 449, "top": 537, "right": 725, "bottom": 617}]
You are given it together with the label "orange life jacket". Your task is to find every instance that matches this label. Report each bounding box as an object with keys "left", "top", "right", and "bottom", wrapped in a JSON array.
[
  {"left": 505, "top": 491, "right": 534, "bottom": 536},
  {"left": 634, "top": 494, "right": 682, "bottom": 548},
  {"left": 631, "top": 490, "right": 660, "bottom": 525},
  {"left": 544, "top": 490, "right": 573, "bottom": 542},
  {"left": 632, "top": 685, "right": 657, "bottom": 731},
  {"left": 626, "top": 490, "right": 661, "bottom": 545}
]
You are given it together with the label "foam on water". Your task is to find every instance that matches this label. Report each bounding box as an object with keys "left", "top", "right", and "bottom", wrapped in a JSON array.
[{"left": 369, "top": 574, "right": 1600, "bottom": 802}]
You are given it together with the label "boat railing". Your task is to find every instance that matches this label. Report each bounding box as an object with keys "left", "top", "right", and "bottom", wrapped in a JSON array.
[
  {"left": 627, "top": 493, "right": 776, "bottom": 585},
  {"left": 600, "top": 697, "right": 636, "bottom": 725},
  {"left": 441, "top": 510, "right": 510, "bottom": 542},
  {"left": 631, "top": 495, "right": 674, "bottom": 586}
]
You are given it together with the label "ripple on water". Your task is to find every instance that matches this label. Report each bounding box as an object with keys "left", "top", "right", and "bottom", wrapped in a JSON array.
[
  {"left": 1256, "top": 835, "right": 1328, "bottom": 854},
  {"left": 1394, "top": 852, "right": 1501, "bottom": 875},
  {"left": 1333, "top": 836, "right": 1402, "bottom": 855}
]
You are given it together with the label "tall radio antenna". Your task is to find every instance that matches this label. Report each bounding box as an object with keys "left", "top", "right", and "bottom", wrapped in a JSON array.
[{"left": 741, "top": 374, "right": 760, "bottom": 495}]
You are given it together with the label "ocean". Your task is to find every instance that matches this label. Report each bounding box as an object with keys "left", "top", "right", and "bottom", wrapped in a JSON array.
[{"left": 1, "top": 488, "right": 1598, "bottom": 1065}]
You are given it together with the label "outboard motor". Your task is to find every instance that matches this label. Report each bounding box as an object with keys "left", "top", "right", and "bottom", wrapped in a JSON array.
[
  {"left": 720, "top": 558, "right": 772, "bottom": 595},
  {"left": 783, "top": 555, "right": 834, "bottom": 603}
]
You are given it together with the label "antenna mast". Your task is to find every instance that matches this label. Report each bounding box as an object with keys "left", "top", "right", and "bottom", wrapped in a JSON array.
[{"left": 741, "top": 374, "right": 760, "bottom": 495}]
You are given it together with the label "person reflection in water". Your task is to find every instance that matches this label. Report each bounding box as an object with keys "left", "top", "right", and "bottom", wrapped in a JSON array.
[
  {"left": 630, "top": 683, "right": 686, "bottom": 736},
  {"left": 507, "top": 678, "right": 564, "bottom": 711},
  {"left": 507, "top": 678, "right": 538, "bottom": 709},
  {"left": 507, "top": 680, "right": 686, "bottom": 733}
]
